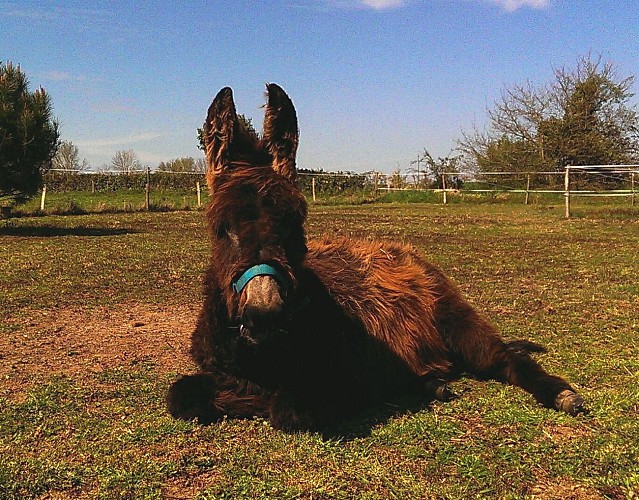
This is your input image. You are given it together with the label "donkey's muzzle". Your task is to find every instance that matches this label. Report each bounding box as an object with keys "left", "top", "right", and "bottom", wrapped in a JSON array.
[{"left": 239, "top": 275, "right": 285, "bottom": 343}]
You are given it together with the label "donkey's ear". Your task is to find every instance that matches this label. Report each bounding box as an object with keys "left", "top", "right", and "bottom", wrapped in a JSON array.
[
  {"left": 203, "top": 87, "right": 237, "bottom": 188},
  {"left": 263, "top": 83, "right": 299, "bottom": 182}
]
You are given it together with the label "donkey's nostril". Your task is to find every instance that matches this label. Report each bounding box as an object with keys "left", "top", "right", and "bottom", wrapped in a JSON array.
[
  {"left": 242, "top": 301, "right": 283, "bottom": 330},
  {"left": 241, "top": 275, "right": 285, "bottom": 330}
]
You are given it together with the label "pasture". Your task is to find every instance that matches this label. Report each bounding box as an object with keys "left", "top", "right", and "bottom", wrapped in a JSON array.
[{"left": 1, "top": 202, "right": 638, "bottom": 498}]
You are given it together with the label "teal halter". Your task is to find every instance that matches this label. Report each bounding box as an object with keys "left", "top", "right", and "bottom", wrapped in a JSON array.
[{"left": 232, "top": 263, "right": 291, "bottom": 294}]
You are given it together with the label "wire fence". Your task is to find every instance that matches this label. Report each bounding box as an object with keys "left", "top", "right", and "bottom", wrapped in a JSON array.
[{"left": 25, "top": 166, "right": 639, "bottom": 217}]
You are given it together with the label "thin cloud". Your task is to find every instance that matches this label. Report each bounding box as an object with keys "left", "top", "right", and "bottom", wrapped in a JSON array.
[
  {"left": 360, "top": 0, "right": 406, "bottom": 9},
  {"left": 485, "top": 0, "right": 550, "bottom": 11},
  {"left": 314, "top": 0, "right": 547, "bottom": 11},
  {"left": 311, "top": 0, "right": 407, "bottom": 11},
  {"left": 90, "top": 100, "right": 135, "bottom": 114},
  {"left": 41, "top": 71, "right": 72, "bottom": 82},
  {"left": 1, "top": 2, "right": 111, "bottom": 28},
  {"left": 76, "top": 133, "right": 163, "bottom": 149},
  {"left": 1, "top": 4, "right": 56, "bottom": 21},
  {"left": 40, "top": 70, "right": 91, "bottom": 82}
]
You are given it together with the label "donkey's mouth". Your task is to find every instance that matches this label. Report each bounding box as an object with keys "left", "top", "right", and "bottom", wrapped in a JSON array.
[
  {"left": 239, "top": 324, "right": 258, "bottom": 345},
  {"left": 238, "top": 323, "right": 288, "bottom": 347}
]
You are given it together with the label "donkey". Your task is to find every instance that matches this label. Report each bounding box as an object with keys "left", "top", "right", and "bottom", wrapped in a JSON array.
[{"left": 167, "top": 84, "right": 585, "bottom": 431}]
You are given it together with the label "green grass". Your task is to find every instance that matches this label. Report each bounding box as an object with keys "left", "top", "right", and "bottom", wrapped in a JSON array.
[
  {"left": 7, "top": 186, "right": 638, "bottom": 216},
  {"left": 1, "top": 202, "right": 638, "bottom": 498},
  {"left": 12, "top": 189, "right": 209, "bottom": 216}
]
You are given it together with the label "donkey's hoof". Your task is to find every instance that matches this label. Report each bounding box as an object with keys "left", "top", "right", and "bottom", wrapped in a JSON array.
[
  {"left": 434, "top": 384, "right": 458, "bottom": 402},
  {"left": 555, "top": 390, "right": 586, "bottom": 416},
  {"left": 424, "top": 379, "right": 457, "bottom": 402}
]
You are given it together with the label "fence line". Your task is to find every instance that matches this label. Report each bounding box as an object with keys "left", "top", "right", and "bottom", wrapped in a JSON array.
[
  {"left": 33, "top": 167, "right": 638, "bottom": 215},
  {"left": 439, "top": 168, "right": 638, "bottom": 217},
  {"left": 562, "top": 165, "right": 639, "bottom": 217}
]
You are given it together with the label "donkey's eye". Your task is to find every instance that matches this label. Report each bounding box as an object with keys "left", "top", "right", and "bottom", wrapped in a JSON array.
[
  {"left": 216, "top": 223, "right": 240, "bottom": 246},
  {"left": 216, "top": 224, "right": 227, "bottom": 239},
  {"left": 238, "top": 206, "right": 260, "bottom": 224}
]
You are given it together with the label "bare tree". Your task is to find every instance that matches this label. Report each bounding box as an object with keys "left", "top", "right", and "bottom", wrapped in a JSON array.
[
  {"left": 52, "top": 140, "right": 88, "bottom": 172},
  {"left": 111, "top": 149, "right": 141, "bottom": 174},
  {"left": 459, "top": 54, "right": 639, "bottom": 173},
  {"left": 194, "top": 157, "right": 206, "bottom": 173},
  {"left": 157, "top": 156, "right": 206, "bottom": 173},
  {"left": 420, "top": 149, "right": 462, "bottom": 188}
]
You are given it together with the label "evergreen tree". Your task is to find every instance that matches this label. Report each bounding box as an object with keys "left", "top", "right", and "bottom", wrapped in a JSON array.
[{"left": 0, "top": 61, "right": 59, "bottom": 205}]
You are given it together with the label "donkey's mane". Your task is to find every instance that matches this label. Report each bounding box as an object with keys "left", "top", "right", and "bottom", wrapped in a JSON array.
[{"left": 206, "top": 163, "right": 307, "bottom": 232}]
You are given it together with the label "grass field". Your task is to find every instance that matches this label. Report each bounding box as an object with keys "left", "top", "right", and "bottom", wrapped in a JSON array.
[
  {"left": 7, "top": 185, "right": 638, "bottom": 215},
  {"left": 1, "top": 202, "right": 638, "bottom": 498}
]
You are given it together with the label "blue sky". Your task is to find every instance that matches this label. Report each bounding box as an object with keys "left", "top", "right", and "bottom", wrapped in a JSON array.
[{"left": 2, "top": 0, "right": 638, "bottom": 173}]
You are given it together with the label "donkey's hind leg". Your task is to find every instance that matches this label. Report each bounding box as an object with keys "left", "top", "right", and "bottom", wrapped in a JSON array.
[{"left": 442, "top": 307, "right": 585, "bottom": 415}]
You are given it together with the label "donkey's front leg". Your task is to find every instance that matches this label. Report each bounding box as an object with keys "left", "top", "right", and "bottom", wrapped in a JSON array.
[{"left": 167, "top": 372, "right": 271, "bottom": 424}]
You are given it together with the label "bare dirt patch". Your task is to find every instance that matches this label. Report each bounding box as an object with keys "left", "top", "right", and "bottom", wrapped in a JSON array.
[
  {"left": 530, "top": 477, "right": 606, "bottom": 499},
  {"left": 1, "top": 302, "right": 199, "bottom": 396}
]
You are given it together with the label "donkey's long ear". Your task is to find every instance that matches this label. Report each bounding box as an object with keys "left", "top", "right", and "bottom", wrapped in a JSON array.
[
  {"left": 263, "top": 83, "right": 299, "bottom": 182},
  {"left": 204, "top": 87, "right": 237, "bottom": 189}
]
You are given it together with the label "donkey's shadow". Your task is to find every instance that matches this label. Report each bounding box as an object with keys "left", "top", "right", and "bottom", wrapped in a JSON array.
[{"left": 320, "top": 395, "right": 438, "bottom": 441}]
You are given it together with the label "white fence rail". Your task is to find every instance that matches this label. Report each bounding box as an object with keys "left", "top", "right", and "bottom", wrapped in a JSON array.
[{"left": 37, "top": 166, "right": 639, "bottom": 218}]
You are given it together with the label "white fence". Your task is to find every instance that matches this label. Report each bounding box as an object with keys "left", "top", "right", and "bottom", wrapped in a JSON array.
[{"left": 39, "top": 166, "right": 638, "bottom": 218}]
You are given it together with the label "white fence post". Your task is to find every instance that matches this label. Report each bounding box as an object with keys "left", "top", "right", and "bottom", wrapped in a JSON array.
[
  {"left": 145, "top": 167, "right": 151, "bottom": 211},
  {"left": 442, "top": 174, "right": 448, "bottom": 204},
  {"left": 40, "top": 185, "right": 47, "bottom": 211},
  {"left": 564, "top": 167, "right": 571, "bottom": 219}
]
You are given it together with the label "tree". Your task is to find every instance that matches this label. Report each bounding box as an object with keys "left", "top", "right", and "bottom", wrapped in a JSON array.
[
  {"left": 194, "top": 157, "right": 206, "bottom": 173},
  {"left": 388, "top": 167, "right": 406, "bottom": 189},
  {"left": 0, "top": 61, "right": 59, "bottom": 206},
  {"left": 420, "top": 149, "right": 462, "bottom": 189},
  {"left": 459, "top": 55, "right": 639, "bottom": 174},
  {"left": 52, "top": 140, "right": 88, "bottom": 172},
  {"left": 111, "top": 149, "right": 141, "bottom": 174},
  {"left": 158, "top": 156, "right": 206, "bottom": 173}
]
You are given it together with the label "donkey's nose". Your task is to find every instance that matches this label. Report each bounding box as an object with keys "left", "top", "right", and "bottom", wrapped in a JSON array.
[
  {"left": 241, "top": 275, "right": 285, "bottom": 329},
  {"left": 242, "top": 302, "right": 284, "bottom": 331}
]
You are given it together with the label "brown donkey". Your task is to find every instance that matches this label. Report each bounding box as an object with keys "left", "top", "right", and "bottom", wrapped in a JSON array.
[{"left": 167, "top": 84, "right": 585, "bottom": 431}]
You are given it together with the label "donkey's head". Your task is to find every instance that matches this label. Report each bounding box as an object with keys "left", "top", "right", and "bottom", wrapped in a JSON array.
[{"left": 203, "top": 84, "right": 308, "bottom": 346}]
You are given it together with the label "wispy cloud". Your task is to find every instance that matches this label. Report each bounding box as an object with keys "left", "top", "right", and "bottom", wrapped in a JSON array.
[
  {"left": 359, "top": 0, "right": 406, "bottom": 10},
  {"left": 41, "top": 71, "right": 72, "bottom": 82},
  {"left": 76, "top": 133, "right": 163, "bottom": 149},
  {"left": 309, "top": 0, "right": 407, "bottom": 11},
  {"left": 1, "top": 3, "right": 56, "bottom": 21},
  {"left": 309, "top": 0, "right": 547, "bottom": 11},
  {"left": 1, "top": 2, "right": 111, "bottom": 28},
  {"left": 90, "top": 100, "right": 135, "bottom": 114},
  {"left": 484, "top": 0, "right": 550, "bottom": 11},
  {"left": 40, "top": 70, "right": 91, "bottom": 82}
]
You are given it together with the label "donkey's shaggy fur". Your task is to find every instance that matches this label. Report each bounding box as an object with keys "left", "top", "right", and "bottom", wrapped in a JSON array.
[{"left": 167, "top": 84, "right": 585, "bottom": 431}]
